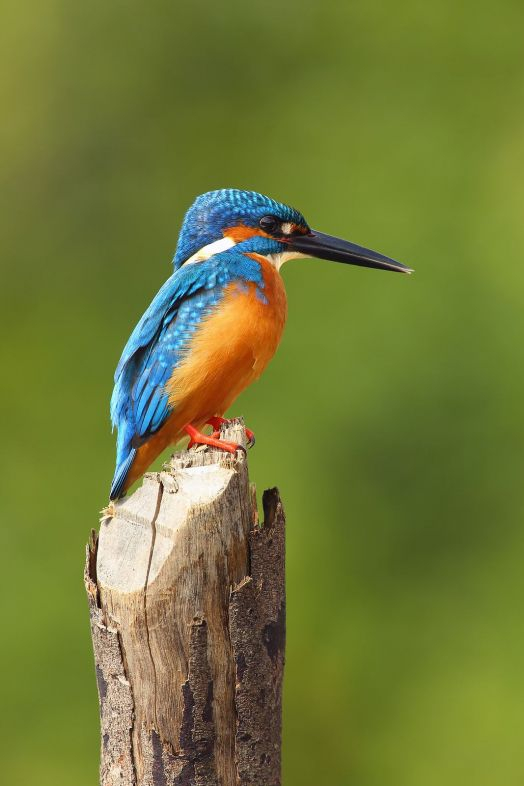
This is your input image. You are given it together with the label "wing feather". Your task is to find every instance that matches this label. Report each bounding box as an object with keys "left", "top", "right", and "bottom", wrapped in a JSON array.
[
  {"left": 110, "top": 260, "right": 224, "bottom": 464},
  {"left": 109, "top": 249, "right": 265, "bottom": 498}
]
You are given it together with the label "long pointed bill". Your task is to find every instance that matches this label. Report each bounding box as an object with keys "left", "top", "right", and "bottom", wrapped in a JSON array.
[{"left": 287, "top": 230, "right": 413, "bottom": 274}]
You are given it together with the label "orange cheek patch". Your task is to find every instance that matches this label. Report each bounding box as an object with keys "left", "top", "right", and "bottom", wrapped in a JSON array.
[{"left": 223, "top": 224, "right": 273, "bottom": 242}]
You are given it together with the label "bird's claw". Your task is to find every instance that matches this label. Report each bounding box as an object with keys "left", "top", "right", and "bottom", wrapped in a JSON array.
[
  {"left": 184, "top": 423, "right": 245, "bottom": 456},
  {"left": 206, "top": 417, "right": 255, "bottom": 448}
]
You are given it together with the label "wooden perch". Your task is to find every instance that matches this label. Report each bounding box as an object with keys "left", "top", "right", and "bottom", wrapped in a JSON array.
[{"left": 85, "top": 419, "right": 286, "bottom": 786}]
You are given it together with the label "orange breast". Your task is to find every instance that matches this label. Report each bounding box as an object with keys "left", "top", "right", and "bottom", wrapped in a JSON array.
[
  {"left": 125, "top": 256, "right": 287, "bottom": 493},
  {"left": 166, "top": 254, "right": 287, "bottom": 426}
]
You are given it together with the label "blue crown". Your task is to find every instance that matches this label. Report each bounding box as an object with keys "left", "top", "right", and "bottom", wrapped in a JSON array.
[{"left": 173, "top": 189, "right": 308, "bottom": 270}]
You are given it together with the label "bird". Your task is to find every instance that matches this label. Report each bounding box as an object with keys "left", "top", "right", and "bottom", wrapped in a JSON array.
[{"left": 110, "top": 189, "right": 411, "bottom": 500}]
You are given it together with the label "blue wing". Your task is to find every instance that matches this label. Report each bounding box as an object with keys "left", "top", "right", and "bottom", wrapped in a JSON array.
[
  {"left": 110, "top": 261, "right": 225, "bottom": 498},
  {"left": 109, "top": 250, "right": 267, "bottom": 499}
]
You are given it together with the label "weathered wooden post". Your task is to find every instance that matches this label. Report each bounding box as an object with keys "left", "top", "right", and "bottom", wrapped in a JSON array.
[{"left": 85, "top": 420, "right": 286, "bottom": 786}]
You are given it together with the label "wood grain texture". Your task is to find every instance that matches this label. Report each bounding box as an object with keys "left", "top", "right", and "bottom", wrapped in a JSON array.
[{"left": 85, "top": 420, "right": 285, "bottom": 786}]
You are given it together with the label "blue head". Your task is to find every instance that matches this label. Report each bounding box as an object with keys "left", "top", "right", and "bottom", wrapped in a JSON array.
[
  {"left": 173, "top": 188, "right": 412, "bottom": 274},
  {"left": 173, "top": 189, "right": 310, "bottom": 270}
]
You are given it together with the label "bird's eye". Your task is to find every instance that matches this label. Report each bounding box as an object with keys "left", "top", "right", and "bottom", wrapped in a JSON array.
[{"left": 259, "top": 215, "right": 280, "bottom": 234}]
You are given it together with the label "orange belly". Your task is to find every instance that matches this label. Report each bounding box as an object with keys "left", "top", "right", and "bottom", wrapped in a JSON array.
[{"left": 124, "top": 257, "right": 287, "bottom": 491}]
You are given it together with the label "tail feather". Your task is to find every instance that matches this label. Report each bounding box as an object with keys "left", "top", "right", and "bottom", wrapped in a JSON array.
[{"left": 110, "top": 448, "right": 137, "bottom": 500}]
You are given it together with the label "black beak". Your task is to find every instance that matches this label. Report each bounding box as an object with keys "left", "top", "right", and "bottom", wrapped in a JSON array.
[{"left": 287, "top": 230, "right": 412, "bottom": 274}]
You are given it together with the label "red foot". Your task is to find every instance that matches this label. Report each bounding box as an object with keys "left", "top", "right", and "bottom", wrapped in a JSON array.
[
  {"left": 206, "top": 417, "right": 256, "bottom": 448},
  {"left": 183, "top": 424, "right": 244, "bottom": 455}
]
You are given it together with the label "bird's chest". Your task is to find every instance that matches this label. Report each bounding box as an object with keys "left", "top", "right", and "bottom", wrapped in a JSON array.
[
  {"left": 167, "top": 258, "right": 287, "bottom": 415},
  {"left": 225, "top": 260, "right": 288, "bottom": 370}
]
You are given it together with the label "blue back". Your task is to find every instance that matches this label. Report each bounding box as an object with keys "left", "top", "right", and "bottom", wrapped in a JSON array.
[{"left": 110, "top": 246, "right": 275, "bottom": 497}]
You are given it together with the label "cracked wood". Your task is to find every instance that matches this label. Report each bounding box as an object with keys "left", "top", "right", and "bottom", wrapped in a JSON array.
[{"left": 85, "top": 420, "right": 286, "bottom": 786}]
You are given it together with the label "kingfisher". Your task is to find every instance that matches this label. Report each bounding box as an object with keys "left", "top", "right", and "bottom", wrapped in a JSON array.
[{"left": 110, "top": 189, "right": 411, "bottom": 499}]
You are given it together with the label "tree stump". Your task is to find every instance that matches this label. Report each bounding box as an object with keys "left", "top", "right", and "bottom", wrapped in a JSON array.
[{"left": 85, "top": 420, "right": 286, "bottom": 786}]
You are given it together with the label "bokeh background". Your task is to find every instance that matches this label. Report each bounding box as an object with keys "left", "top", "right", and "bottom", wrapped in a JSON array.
[{"left": 2, "top": 1, "right": 524, "bottom": 783}]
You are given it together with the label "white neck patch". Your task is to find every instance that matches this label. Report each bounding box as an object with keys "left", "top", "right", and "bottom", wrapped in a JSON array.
[
  {"left": 183, "top": 236, "right": 307, "bottom": 272},
  {"left": 265, "top": 251, "right": 308, "bottom": 271},
  {"left": 184, "top": 236, "right": 237, "bottom": 265}
]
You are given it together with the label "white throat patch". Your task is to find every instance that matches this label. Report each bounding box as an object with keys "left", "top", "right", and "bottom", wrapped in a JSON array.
[
  {"left": 265, "top": 251, "right": 308, "bottom": 271},
  {"left": 184, "top": 236, "right": 307, "bottom": 272}
]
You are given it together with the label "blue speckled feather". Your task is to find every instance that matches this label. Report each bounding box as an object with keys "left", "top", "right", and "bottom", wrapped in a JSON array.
[
  {"left": 173, "top": 189, "right": 307, "bottom": 270},
  {"left": 110, "top": 248, "right": 269, "bottom": 496}
]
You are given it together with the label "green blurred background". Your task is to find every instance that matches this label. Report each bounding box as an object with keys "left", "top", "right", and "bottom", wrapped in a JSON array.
[{"left": 2, "top": 0, "right": 524, "bottom": 783}]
